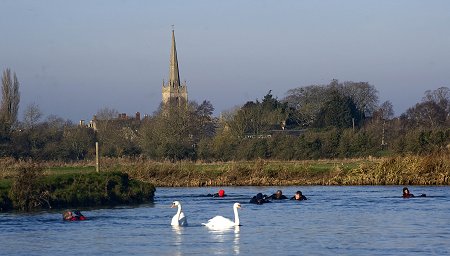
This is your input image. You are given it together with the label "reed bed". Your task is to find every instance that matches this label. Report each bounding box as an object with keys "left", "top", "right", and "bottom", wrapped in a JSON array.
[
  {"left": 331, "top": 154, "right": 450, "bottom": 185},
  {"left": 1, "top": 154, "right": 449, "bottom": 188},
  {"left": 94, "top": 155, "right": 449, "bottom": 186}
]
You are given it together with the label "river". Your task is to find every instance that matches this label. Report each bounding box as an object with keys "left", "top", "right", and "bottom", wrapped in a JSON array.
[{"left": 1, "top": 186, "right": 449, "bottom": 255}]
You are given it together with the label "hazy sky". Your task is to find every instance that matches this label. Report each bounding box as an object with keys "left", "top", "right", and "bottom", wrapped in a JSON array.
[{"left": 1, "top": 0, "right": 449, "bottom": 122}]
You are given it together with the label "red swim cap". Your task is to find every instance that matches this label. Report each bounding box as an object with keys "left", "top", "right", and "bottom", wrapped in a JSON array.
[{"left": 218, "top": 189, "right": 225, "bottom": 197}]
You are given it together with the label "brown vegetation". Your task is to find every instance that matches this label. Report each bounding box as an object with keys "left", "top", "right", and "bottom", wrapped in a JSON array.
[
  {"left": 96, "top": 154, "right": 450, "bottom": 186},
  {"left": 330, "top": 154, "right": 450, "bottom": 185}
]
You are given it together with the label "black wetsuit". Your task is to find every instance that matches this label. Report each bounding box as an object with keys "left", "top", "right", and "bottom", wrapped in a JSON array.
[
  {"left": 290, "top": 195, "right": 307, "bottom": 201},
  {"left": 403, "top": 193, "right": 426, "bottom": 198},
  {"left": 250, "top": 193, "right": 271, "bottom": 204},
  {"left": 207, "top": 193, "right": 226, "bottom": 197},
  {"left": 267, "top": 194, "right": 288, "bottom": 200}
]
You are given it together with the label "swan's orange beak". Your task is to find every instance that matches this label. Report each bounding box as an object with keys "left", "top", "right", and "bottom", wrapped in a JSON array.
[{"left": 171, "top": 203, "right": 176, "bottom": 208}]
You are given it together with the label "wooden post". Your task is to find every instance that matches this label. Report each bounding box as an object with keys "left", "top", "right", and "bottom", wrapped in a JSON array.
[{"left": 96, "top": 142, "right": 99, "bottom": 172}]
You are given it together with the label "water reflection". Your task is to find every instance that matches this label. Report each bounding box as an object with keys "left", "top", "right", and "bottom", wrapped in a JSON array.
[
  {"left": 234, "top": 226, "right": 240, "bottom": 255},
  {"left": 205, "top": 226, "right": 240, "bottom": 255},
  {"left": 171, "top": 226, "right": 183, "bottom": 244},
  {"left": 171, "top": 226, "right": 183, "bottom": 256}
]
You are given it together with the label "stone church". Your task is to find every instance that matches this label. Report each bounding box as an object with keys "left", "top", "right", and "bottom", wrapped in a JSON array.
[{"left": 162, "top": 30, "right": 188, "bottom": 106}]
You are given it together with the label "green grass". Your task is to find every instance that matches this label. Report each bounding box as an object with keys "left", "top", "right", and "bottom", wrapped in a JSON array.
[
  {"left": 175, "top": 160, "right": 370, "bottom": 175},
  {"left": 1, "top": 171, "right": 155, "bottom": 212},
  {"left": 44, "top": 166, "right": 96, "bottom": 175},
  {"left": 0, "top": 179, "right": 12, "bottom": 193},
  {"left": 308, "top": 164, "right": 334, "bottom": 173}
]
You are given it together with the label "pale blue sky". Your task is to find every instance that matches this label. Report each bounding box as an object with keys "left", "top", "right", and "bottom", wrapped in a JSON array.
[{"left": 1, "top": 0, "right": 449, "bottom": 122}]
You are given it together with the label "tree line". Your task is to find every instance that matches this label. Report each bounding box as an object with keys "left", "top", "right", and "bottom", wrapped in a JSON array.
[{"left": 1, "top": 68, "right": 449, "bottom": 162}]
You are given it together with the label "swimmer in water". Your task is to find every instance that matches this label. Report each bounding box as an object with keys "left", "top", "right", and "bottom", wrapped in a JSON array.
[
  {"left": 290, "top": 191, "right": 307, "bottom": 201},
  {"left": 267, "top": 190, "right": 288, "bottom": 200},
  {"left": 402, "top": 187, "right": 426, "bottom": 198},
  {"left": 250, "top": 193, "right": 271, "bottom": 205},
  {"left": 63, "top": 210, "right": 86, "bottom": 221},
  {"left": 207, "top": 189, "right": 226, "bottom": 197}
]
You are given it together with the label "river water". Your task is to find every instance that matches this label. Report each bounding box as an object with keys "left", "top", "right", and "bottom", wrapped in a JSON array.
[{"left": 1, "top": 186, "right": 449, "bottom": 255}]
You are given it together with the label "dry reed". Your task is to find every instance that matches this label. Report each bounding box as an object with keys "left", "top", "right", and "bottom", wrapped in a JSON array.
[{"left": 1, "top": 154, "right": 449, "bottom": 187}]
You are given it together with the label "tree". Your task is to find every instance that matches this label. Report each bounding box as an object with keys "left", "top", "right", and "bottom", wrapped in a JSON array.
[
  {"left": 93, "top": 107, "right": 141, "bottom": 157},
  {"left": 283, "top": 84, "right": 332, "bottom": 126},
  {"left": 95, "top": 107, "right": 119, "bottom": 120},
  {"left": 61, "top": 126, "right": 96, "bottom": 160},
  {"left": 403, "top": 101, "right": 447, "bottom": 129},
  {"left": 371, "top": 100, "right": 394, "bottom": 148},
  {"left": 377, "top": 101, "right": 394, "bottom": 121},
  {"left": 23, "top": 103, "right": 43, "bottom": 129},
  {"left": 10, "top": 116, "right": 69, "bottom": 160},
  {"left": 314, "top": 91, "right": 362, "bottom": 129},
  {"left": 193, "top": 100, "right": 217, "bottom": 139},
  {"left": 140, "top": 102, "right": 200, "bottom": 160},
  {"left": 225, "top": 91, "right": 289, "bottom": 137},
  {"left": 139, "top": 99, "right": 217, "bottom": 160},
  {"left": 423, "top": 87, "right": 450, "bottom": 120},
  {"left": 342, "top": 81, "right": 379, "bottom": 118},
  {"left": 1, "top": 68, "right": 20, "bottom": 129},
  {"left": 261, "top": 90, "right": 289, "bottom": 129}
]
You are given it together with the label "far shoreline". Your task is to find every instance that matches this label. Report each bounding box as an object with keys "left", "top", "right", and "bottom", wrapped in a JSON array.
[{"left": 29, "top": 154, "right": 450, "bottom": 186}]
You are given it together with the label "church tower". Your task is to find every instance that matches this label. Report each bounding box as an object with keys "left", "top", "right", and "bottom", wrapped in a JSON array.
[{"left": 162, "top": 29, "right": 188, "bottom": 106}]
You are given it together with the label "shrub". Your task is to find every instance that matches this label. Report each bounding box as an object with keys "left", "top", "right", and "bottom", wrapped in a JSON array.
[{"left": 8, "top": 163, "right": 44, "bottom": 211}]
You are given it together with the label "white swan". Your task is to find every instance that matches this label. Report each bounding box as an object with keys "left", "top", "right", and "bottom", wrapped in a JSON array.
[
  {"left": 203, "top": 203, "right": 241, "bottom": 229},
  {"left": 171, "top": 201, "right": 188, "bottom": 226}
]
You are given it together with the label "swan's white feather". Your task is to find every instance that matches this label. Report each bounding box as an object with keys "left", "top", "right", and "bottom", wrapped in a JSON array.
[
  {"left": 203, "top": 215, "right": 235, "bottom": 229},
  {"left": 202, "top": 203, "right": 241, "bottom": 230},
  {"left": 171, "top": 212, "right": 187, "bottom": 226},
  {"left": 171, "top": 201, "right": 188, "bottom": 226}
]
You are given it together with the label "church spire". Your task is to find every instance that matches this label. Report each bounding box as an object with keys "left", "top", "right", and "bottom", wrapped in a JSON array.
[
  {"left": 161, "top": 28, "right": 188, "bottom": 105},
  {"left": 168, "top": 29, "right": 181, "bottom": 88}
]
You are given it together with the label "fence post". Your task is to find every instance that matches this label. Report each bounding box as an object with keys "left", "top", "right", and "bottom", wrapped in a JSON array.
[{"left": 96, "top": 142, "right": 99, "bottom": 172}]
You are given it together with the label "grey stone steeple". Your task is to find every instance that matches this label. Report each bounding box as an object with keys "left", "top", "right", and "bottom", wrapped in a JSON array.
[
  {"left": 162, "top": 29, "right": 188, "bottom": 105},
  {"left": 168, "top": 30, "right": 180, "bottom": 88}
]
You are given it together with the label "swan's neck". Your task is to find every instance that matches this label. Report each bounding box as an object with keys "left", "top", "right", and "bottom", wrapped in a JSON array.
[
  {"left": 234, "top": 206, "right": 240, "bottom": 226},
  {"left": 176, "top": 205, "right": 182, "bottom": 220}
]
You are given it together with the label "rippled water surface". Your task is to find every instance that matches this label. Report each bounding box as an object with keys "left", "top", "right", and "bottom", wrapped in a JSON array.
[{"left": 1, "top": 186, "right": 450, "bottom": 255}]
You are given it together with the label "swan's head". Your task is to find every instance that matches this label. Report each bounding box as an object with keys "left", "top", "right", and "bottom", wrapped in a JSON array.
[
  {"left": 233, "top": 203, "right": 241, "bottom": 209},
  {"left": 171, "top": 201, "right": 181, "bottom": 208}
]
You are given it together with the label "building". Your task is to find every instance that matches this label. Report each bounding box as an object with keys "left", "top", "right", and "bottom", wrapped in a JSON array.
[
  {"left": 162, "top": 29, "right": 188, "bottom": 106},
  {"left": 84, "top": 112, "right": 142, "bottom": 131}
]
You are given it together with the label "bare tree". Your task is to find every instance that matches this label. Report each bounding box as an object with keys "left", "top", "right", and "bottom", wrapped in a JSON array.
[
  {"left": 342, "top": 81, "right": 379, "bottom": 117},
  {"left": 95, "top": 107, "right": 119, "bottom": 120},
  {"left": 283, "top": 85, "right": 331, "bottom": 126},
  {"left": 46, "top": 114, "right": 71, "bottom": 129},
  {"left": 378, "top": 100, "right": 394, "bottom": 120},
  {"left": 423, "top": 87, "right": 450, "bottom": 116},
  {"left": 423, "top": 87, "right": 450, "bottom": 104},
  {"left": 1, "top": 68, "right": 20, "bottom": 129},
  {"left": 404, "top": 101, "right": 447, "bottom": 128},
  {"left": 23, "top": 102, "right": 43, "bottom": 129},
  {"left": 375, "top": 100, "right": 394, "bottom": 147}
]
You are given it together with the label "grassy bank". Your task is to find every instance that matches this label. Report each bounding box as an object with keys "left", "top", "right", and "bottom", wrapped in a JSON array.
[
  {"left": 1, "top": 154, "right": 448, "bottom": 211},
  {"left": 0, "top": 161, "right": 155, "bottom": 211},
  {"left": 99, "top": 154, "right": 449, "bottom": 186}
]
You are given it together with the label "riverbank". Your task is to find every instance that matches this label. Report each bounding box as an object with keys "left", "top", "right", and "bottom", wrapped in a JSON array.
[
  {"left": 102, "top": 154, "right": 449, "bottom": 186},
  {"left": 1, "top": 154, "right": 448, "bottom": 211},
  {"left": 0, "top": 162, "right": 155, "bottom": 211}
]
